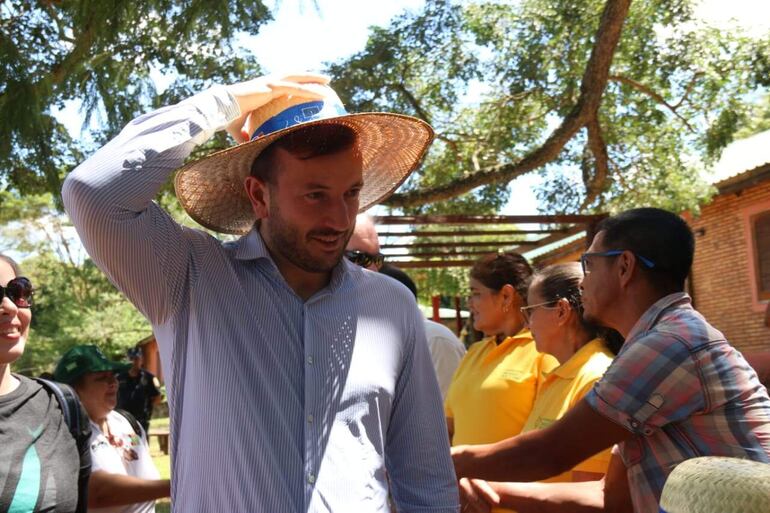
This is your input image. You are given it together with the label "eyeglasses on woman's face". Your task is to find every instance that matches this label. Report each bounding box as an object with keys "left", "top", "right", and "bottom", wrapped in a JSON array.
[{"left": 519, "top": 299, "right": 559, "bottom": 320}]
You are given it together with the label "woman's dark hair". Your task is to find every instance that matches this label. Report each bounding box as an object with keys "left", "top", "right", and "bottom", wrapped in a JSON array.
[
  {"left": 532, "top": 262, "right": 624, "bottom": 354},
  {"left": 0, "top": 254, "right": 22, "bottom": 277},
  {"left": 470, "top": 252, "right": 533, "bottom": 301}
]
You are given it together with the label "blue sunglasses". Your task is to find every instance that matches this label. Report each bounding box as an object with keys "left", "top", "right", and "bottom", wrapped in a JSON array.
[{"left": 580, "top": 250, "right": 655, "bottom": 275}]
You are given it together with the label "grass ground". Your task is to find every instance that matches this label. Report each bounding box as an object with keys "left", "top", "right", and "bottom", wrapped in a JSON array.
[{"left": 149, "top": 417, "right": 171, "bottom": 512}]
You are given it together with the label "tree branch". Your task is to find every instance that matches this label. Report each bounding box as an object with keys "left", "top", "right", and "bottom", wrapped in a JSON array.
[
  {"left": 393, "top": 82, "right": 432, "bottom": 123},
  {"left": 435, "top": 133, "right": 461, "bottom": 161},
  {"left": 581, "top": 114, "right": 610, "bottom": 209},
  {"left": 673, "top": 71, "right": 704, "bottom": 109},
  {"left": 608, "top": 74, "right": 695, "bottom": 131},
  {"left": 43, "top": 3, "right": 75, "bottom": 43},
  {"left": 384, "top": 0, "right": 633, "bottom": 208}
]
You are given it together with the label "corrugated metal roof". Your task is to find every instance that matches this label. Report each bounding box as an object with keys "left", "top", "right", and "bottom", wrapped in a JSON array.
[
  {"left": 524, "top": 231, "right": 585, "bottom": 260},
  {"left": 708, "top": 129, "right": 770, "bottom": 186}
]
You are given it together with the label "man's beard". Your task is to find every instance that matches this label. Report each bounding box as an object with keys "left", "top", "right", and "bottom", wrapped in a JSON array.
[{"left": 265, "top": 198, "right": 352, "bottom": 273}]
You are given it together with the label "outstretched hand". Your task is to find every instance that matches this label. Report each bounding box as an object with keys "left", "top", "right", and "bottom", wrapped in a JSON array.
[
  {"left": 459, "top": 478, "right": 500, "bottom": 513},
  {"left": 225, "top": 73, "right": 330, "bottom": 143}
]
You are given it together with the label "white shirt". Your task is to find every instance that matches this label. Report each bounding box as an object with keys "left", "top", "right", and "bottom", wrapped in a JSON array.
[
  {"left": 424, "top": 320, "right": 466, "bottom": 399},
  {"left": 89, "top": 411, "right": 160, "bottom": 513},
  {"left": 63, "top": 86, "right": 459, "bottom": 513}
]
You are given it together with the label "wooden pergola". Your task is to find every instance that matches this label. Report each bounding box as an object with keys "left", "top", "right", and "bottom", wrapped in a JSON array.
[{"left": 372, "top": 214, "right": 605, "bottom": 269}]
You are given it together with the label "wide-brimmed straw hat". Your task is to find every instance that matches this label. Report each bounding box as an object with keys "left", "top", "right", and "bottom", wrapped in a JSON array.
[
  {"left": 174, "top": 83, "right": 434, "bottom": 235},
  {"left": 659, "top": 456, "right": 770, "bottom": 513}
]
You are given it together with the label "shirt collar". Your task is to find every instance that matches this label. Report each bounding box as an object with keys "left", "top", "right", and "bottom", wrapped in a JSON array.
[
  {"left": 481, "top": 328, "right": 533, "bottom": 363},
  {"left": 232, "top": 226, "right": 271, "bottom": 261},
  {"left": 547, "top": 338, "right": 608, "bottom": 379},
  {"left": 625, "top": 292, "right": 692, "bottom": 344}
]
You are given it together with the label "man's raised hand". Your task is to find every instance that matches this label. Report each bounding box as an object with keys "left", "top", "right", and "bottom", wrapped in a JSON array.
[{"left": 225, "top": 73, "right": 330, "bottom": 142}]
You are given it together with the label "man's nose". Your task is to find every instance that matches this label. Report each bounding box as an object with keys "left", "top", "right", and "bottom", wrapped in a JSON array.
[{"left": 325, "top": 198, "right": 354, "bottom": 231}]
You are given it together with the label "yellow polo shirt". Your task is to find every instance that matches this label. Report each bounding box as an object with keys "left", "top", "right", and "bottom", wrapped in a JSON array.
[
  {"left": 445, "top": 330, "right": 559, "bottom": 446},
  {"left": 522, "top": 338, "right": 614, "bottom": 482}
]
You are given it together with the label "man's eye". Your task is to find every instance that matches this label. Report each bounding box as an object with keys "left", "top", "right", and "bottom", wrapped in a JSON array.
[
  {"left": 306, "top": 192, "right": 323, "bottom": 200},
  {"left": 346, "top": 188, "right": 361, "bottom": 198}
]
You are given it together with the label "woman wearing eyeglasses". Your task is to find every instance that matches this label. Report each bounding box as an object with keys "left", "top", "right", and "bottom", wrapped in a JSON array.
[
  {"left": 0, "top": 254, "right": 90, "bottom": 513},
  {"left": 445, "top": 253, "right": 558, "bottom": 455},
  {"left": 518, "top": 263, "right": 622, "bottom": 480},
  {"left": 460, "top": 263, "right": 626, "bottom": 513},
  {"left": 54, "top": 345, "right": 170, "bottom": 513}
]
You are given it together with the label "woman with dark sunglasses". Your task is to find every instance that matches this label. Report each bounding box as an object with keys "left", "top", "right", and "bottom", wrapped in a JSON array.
[{"left": 0, "top": 254, "right": 89, "bottom": 513}]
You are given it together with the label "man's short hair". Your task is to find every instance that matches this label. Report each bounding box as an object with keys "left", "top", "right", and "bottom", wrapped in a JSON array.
[
  {"left": 250, "top": 123, "right": 358, "bottom": 184},
  {"left": 596, "top": 207, "right": 694, "bottom": 292}
]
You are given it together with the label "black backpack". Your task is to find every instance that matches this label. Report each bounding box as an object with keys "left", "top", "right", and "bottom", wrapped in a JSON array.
[{"left": 35, "top": 378, "right": 92, "bottom": 513}]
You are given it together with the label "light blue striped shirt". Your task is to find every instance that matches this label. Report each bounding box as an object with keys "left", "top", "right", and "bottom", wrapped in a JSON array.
[{"left": 62, "top": 87, "right": 459, "bottom": 512}]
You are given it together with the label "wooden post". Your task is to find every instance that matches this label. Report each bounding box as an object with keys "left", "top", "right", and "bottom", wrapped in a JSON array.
[
  {"left": 432, "top": 295, "right": 441, "bottom": 322},
  {"left": 455, "top": 295, "right": 462, "bottom": 336}
]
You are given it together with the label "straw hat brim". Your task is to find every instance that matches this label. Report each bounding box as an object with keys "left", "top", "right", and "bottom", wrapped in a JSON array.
[
  {"left": 660, "top": 457, "right": 770, "bottom": 513},
  {"left": 174, "top": 113, "right": 434, "bottom": 235}
]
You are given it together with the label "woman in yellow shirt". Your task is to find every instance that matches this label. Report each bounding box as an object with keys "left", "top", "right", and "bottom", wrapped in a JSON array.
[
  {"left": 445, "top": 252, "right": 558, "bottom": 447},
  {"left": 465, "top": 262, "right": 625, "bottom": 512}
]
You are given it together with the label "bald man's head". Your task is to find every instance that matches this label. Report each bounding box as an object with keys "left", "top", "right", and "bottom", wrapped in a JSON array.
[{"left": 346, "top": 214, "right": 383, "bottom": 270}]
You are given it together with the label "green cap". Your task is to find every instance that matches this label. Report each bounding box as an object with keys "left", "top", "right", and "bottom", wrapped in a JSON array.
[{"left": 54, "top": 345, "right": 131, "bottom": 384}]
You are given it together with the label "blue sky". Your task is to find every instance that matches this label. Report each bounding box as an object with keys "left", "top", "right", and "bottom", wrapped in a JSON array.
[
  {"left": 247, "top": 0, "right": 425, "bottom": 74},
  {"left": 55, "top": 0, "right": 770, "bottom": 218}
]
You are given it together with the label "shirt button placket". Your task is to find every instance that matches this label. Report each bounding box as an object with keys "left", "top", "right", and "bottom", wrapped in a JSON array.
[{"left": 303, "top": 304, "right": 318, "bottom": 500}]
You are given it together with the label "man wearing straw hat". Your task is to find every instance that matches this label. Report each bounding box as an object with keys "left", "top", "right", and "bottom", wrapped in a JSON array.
[{"left": 62, "top": 73, "right": 458, "bottom": 512}]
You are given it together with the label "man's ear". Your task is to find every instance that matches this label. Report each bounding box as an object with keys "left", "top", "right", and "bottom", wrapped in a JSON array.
[
  {"left": 244, "top": 176, "right": 270, "bottom": 219},
  {"left": 618, "top": 251, "right": 635, "bottom": 289}
]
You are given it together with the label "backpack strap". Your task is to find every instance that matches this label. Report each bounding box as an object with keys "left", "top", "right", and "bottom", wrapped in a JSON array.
[
  {"left": 34, "top": 378, "right": 92, "bottom": 513},
  {"left": 35, "top": 378, "right": 90, "bottom": 442},
  {"left": 115, "top": 408, "right": 143, "bottom": 437}
]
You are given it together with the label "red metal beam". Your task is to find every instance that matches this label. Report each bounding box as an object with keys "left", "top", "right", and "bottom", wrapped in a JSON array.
[
  {"left": 377, "top": 228, "right": 567, "bottom": 237},
  {"left": 373, "top": 214, "right": 604, "bottom": 225},
  {"left": 385, "top": 249, "right": 516, "bottom": 258},
  {"left": 381, "top": 240, "right": 538, "bottom": 249},
  {"left": 390, "top": 260, "right": 477, "bottom": 268}
]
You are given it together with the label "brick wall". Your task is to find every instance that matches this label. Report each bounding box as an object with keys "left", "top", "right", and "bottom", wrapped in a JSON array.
[{"left": 687, "top": 181, "right": 770, "bottom": 352}]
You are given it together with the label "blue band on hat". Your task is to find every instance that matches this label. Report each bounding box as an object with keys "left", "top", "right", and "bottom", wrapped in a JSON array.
[{"left": 251, "top": 101, "right": 348, "bottom": 140}]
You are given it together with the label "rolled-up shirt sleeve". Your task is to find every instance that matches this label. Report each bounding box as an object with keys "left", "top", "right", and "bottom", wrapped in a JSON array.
[
  {"left": 585, "top": 332, "right": 706, "bottom": 436},
  {"left": 62, "top": 87, "right": 240, "bottom": 325}
]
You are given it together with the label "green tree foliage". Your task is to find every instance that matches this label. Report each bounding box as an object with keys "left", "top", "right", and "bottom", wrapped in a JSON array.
[
  {"left": 736, "top": 92, "right": 770, "bottom": 139},
  {"left": 1, "top": 0, "right": 269, "bottom": 199},
  {"left": 329, "top": 0, "right": 769, "bottom": 215},
  {"left": 0, "top": 191, "right": 151, "bottom": 374}
]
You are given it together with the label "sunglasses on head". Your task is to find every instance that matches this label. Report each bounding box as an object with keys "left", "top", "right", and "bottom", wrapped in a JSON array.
[
  {"left": 345, "top": 250, "right": 385, "bottom": 269},
  {"left": 1, "top": 277, "right": 33, "bottom": 309}
]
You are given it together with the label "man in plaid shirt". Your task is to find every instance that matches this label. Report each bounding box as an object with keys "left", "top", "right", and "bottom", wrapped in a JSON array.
[{"left": 453, "top": 208, "right": 770, "bottom": 513}]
